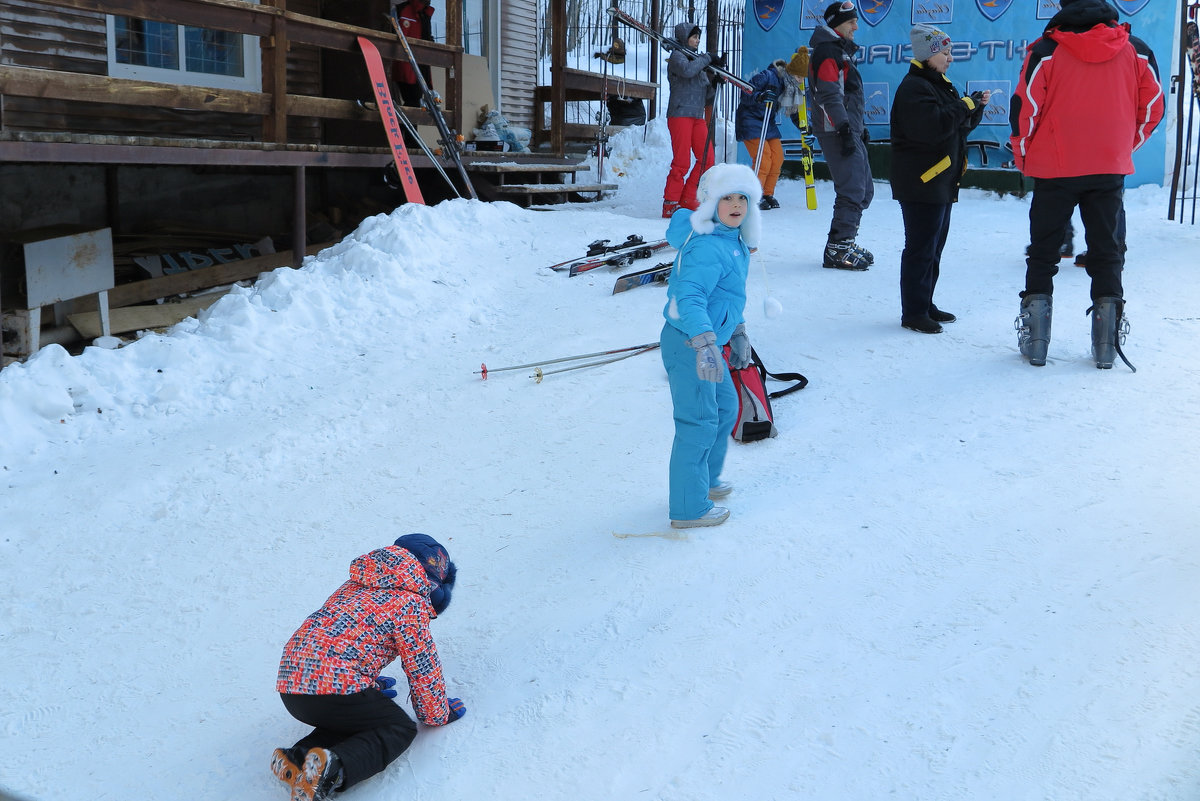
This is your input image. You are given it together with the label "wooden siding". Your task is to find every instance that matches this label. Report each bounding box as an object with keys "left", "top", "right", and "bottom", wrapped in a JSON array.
[
  {"left": 0, "top": 0, "right": 323, "bottom": 142},
  {"left": 1, "top": 1, "right": 108, "bottom": 75},
  {"left": 498, "top": 0, "right": 535, "bottom": 129}
]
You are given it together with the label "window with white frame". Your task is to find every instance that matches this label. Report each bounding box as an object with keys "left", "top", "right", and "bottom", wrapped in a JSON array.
[{"left": 106, "top": 15, "right": 261, "bottom": 92}]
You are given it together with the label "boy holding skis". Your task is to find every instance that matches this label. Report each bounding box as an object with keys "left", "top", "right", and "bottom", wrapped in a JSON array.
[
  {"left": 660, "top": 162, "right": 761, "bottom": 529},
  {"left": 271, "top": 534, "right": 465, "bottom": 801}
]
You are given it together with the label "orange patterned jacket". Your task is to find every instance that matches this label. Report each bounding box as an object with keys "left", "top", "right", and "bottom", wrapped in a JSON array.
[{"left": 276, "top": 546, "right": 450, "bottom": 725}]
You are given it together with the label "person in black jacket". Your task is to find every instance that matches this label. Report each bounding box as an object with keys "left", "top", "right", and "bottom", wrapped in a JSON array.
[{"left": 888, "top": 24, "right": 987, "bottom": 334}]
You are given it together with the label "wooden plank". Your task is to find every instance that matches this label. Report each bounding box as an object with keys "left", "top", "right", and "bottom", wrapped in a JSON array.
[
  {"left": 68, "top": 293, "right": 225, "bottom": 338},
  {"left": 25, "top": 0, "right": 279, "bottom": 38},
  {"left": 467, "top": 162, "right": 589, "bottom": 174},
  {"left": 494, "top": 183, "right": 616, "bottom": 193},
  {"left": 0, "top": 65, "right": 271, "bottom": 116},
  {"left": 104, "top": 244, "right": 328, "bottom": 308},
  {"left": 556, "top": 66, "right": 657, "bottom": 98}
]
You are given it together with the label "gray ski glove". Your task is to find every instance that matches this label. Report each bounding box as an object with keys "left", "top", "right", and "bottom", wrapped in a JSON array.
[
  {"left": 687, "top": 331, "right": 724, "bottom": 383},
  {"left": 728, "top": 324, "right": 752, "bottom": 370}
]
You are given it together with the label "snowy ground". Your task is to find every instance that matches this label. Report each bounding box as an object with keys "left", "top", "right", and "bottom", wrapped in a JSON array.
[{"left": 3, "top": 121, "right": 1200, "bottom": 801}]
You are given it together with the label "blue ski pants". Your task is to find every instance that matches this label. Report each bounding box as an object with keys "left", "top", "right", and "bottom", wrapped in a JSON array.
[{"left": 660, "top": 323, "right": 738, "bottom": 521}]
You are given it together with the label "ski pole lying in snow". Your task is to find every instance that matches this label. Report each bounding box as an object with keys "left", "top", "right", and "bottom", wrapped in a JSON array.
[
  {"left": 529, "top": 344, "right": 659, "bottom": 383},
  {"left": 476, "top": 342, "right": 660, "bottom": 381}
]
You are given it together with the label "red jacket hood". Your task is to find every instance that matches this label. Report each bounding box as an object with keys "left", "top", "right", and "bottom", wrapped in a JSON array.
[
  {"left": 349, "top": 545, "right": 435, "bottom": 596},
  {"left": 1049, "top": 23, "right": 1129, "bottom": 65}
]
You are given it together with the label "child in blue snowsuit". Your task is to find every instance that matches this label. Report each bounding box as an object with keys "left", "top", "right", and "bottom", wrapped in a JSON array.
[{"left": 660, "top": 162, "right": 762, "bottom": 529}]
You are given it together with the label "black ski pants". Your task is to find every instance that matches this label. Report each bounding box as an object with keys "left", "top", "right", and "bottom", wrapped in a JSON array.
[
  {"left": 899, "top": 200, "right": 953, "bottom": 320},
  {"left": 1024, "top": 174, "right": 1125, "bottom": 301},
  {"left": 281, "top": 689, "right": 418, "bottom": 791}
]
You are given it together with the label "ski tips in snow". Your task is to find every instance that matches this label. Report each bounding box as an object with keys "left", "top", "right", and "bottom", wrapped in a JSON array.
[
  {"left": 612, "top": 261, "right": 672, "bottom": 294},
  {"left": 613, "top": 530, "right": 689, "bottom": 541}
]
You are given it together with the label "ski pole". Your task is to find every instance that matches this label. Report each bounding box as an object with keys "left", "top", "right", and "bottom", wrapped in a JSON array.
[
  {"left": 396, "top": 106, "right": 460, "bottom": 198},
  {"left": 476, "top": 342, "right": 660, "bottom": 379},
  {"left": 752, "top": 98, "right": 774, "bottom": 176},
  {"left": 530, "top": 344, "right": 660, "bottom": 382}
]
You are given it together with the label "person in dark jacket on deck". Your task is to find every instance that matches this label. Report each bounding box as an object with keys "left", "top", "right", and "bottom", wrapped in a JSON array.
[{"left": 889, "top": 24, "right": 987, "bottom": 334}]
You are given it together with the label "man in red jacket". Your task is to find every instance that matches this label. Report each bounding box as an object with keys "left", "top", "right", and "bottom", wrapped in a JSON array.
[{"left": 1010, "top": 0, "right": 1162, "bottom": 369}]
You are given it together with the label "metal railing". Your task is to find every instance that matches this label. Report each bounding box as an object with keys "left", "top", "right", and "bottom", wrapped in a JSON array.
[{"left": 536, "top": 0, "right": 745, "bottom": 125}]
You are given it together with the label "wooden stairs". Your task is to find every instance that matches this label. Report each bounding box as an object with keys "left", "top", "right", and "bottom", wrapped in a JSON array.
[{"left": 462, "top": 153, "right": 616, "bottom": 207}]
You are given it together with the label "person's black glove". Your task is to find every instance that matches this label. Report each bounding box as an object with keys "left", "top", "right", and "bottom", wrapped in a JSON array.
[
  {"left": 753, "top": 89, "right": 778, "bottom": 106},
  {"left": 837, "top": 122, "right": 856, "bottom": 157},
  {"left": 709, "top": 52, "right": 728, "bottom": 71},
  {"left": 969, "top": 90, "right": 988, "bottom": 107}
]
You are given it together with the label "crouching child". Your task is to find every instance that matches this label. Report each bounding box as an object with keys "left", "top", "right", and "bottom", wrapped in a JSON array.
[{"left": 271, "top": 534, "right": 464, "bottom": 801}]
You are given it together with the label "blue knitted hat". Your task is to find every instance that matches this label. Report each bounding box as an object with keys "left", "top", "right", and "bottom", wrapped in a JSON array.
[{"left": 393, "top": 533, "right": 456, "bottom": 615}]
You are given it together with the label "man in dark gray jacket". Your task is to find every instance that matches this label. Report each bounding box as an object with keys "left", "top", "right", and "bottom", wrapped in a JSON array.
[{"left": 808, "top": 1, "right": 873, "bottom": 271}]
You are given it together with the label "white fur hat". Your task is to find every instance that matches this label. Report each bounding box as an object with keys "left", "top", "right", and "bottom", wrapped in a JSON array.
[{"left": 689, "top": 162, "right": 763, "bottom": 248}]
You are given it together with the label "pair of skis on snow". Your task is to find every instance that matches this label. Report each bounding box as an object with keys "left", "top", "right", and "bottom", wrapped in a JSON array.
[
  {"left": 548, "top": 234, "right": 674, "bottom": 293},
  {"left": 356, "top": 14, "right": 478, "bottom": 205}
]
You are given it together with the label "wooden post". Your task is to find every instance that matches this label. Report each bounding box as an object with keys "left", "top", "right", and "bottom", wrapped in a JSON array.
[
  {"left": 705, "top": 0, "right": 718, "bottom": 54},
  {"left": 550, "top": 0, "right": 567, "bottom": 156},
  {"left": 444, "top": 0, "right": 465, "bottom": 136},
  {"left": 293, "top": 166, "right": 306, "bottom": 270},
  {"left": 649, "top": 0, "right": 660, "bottom": 121},
  {"left": 262, "top": 0, "right": 290, "bottom": 143}
]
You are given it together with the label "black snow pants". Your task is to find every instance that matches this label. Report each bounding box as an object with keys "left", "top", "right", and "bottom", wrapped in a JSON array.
[
  {"left": 281, "top": 689, "right": 418, "bottom": 791},
  {"left": 1024, "top": 174, "right": 1125, "bottom": 300}
]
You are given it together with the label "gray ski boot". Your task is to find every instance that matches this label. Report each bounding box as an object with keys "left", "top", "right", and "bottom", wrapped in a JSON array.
[
  {"left": 1088, "top": 296, "right": 1130, "bottom": 370},
  {"left": 1015, "top": 293, "right": 1052, "bottom": 366}
]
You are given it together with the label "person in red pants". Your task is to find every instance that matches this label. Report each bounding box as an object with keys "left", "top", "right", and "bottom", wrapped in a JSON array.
[{"left": 663, "top": 23, "right": 723, "bottom": 218}]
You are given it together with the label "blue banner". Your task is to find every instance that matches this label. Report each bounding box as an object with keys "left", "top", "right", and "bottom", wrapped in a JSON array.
[{"left": 740, "top": 0, "right": 1173, "bottom": 186}]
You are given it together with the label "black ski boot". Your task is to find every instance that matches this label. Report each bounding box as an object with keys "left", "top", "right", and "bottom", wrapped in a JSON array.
[
  {"left": 759, "top": 194, "right": 780, "bottom": 210},
  {"left": 851, "top": 242, "right": 874, "bottom": 265},
  {"left": 1088, "top": 296, "right": 1128, "bottom": 370},
  {"left": 1015, "top": 293, "right": 1052, "bottom": 366},
  {"left": 823, "top": 239, "right": 870, "bottom": 271}
]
